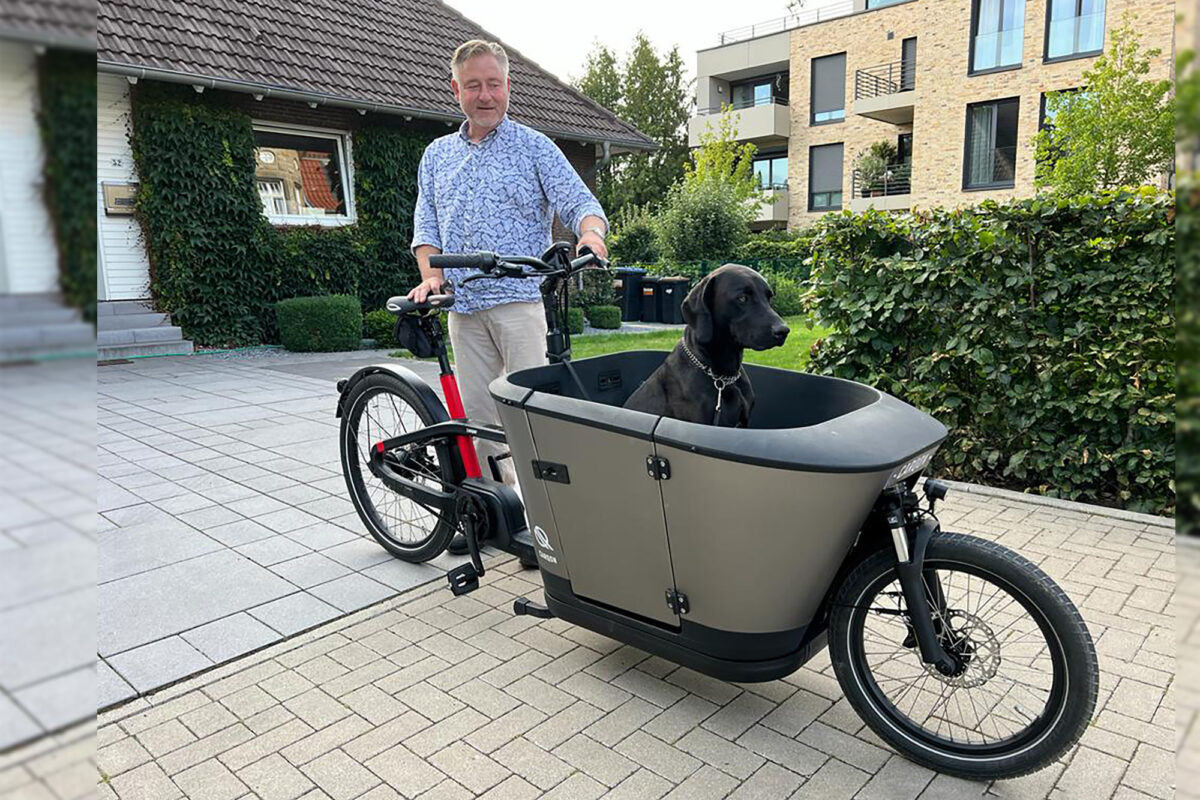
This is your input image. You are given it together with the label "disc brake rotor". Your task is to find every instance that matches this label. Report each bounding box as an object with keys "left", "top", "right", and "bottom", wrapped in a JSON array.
[{"left": 920, "top": 609, "right": 1002, "bottom": 688}]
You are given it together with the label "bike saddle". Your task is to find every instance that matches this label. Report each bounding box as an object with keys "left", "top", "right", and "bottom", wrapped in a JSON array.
[{"left": 386, "top": 293, "right": 455, "bottom": 315}]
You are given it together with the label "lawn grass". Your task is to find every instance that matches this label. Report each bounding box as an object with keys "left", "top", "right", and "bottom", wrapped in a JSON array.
[{"left": 391, "top": 316, "right": 829, "bottom": 372}]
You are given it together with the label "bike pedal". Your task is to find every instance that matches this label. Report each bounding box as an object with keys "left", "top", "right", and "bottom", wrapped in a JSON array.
[{"left": 447, "top": 563, "right": 480, "bottom": 596}]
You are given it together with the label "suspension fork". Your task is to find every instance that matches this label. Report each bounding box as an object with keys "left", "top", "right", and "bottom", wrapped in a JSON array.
[{"left": 883, "top": 490, "right": 959, "bottom": 675}]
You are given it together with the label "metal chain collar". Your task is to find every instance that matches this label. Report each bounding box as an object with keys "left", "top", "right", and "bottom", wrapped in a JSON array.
[{"left": 679, "top": 339, "right": 743, "bottom": 419}]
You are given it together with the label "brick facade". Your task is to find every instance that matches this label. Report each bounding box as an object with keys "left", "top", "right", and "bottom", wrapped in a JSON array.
[{"left": 786, "top": 0, "right": 1175, "bottom": 227}]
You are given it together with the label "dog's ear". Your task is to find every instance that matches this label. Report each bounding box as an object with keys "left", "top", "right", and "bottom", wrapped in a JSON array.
[{"left": 682, "top": 273, "right": 716, "bottom": 344}]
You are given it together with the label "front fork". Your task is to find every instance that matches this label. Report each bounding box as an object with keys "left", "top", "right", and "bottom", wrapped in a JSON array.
[{"left": 884, "top": 481, "right": 960, "bottom": 676}]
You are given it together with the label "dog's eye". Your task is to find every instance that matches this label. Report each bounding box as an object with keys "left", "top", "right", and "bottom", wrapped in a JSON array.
[{"left": 738, "top": 295, "right": 749, "bottom": 304}]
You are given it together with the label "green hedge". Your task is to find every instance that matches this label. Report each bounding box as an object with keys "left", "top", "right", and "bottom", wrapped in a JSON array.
[
  {"left": 1179, "top": 175, "right": 1200, "bottom": 533},
  {"left": 807, "top": 188, "right": 1173, "bottom": 515},
  {"left": 37, "top": 51, "right": 97, "bottom": 321},
  {"left": 567, "top": 307, "right": 585, "bottom": 335},
  {"left": 587, "top": 305, "right": 621, "bottom": 329},
  {"left": 363, "top": 309, "right": 396, "bottom": 344},
  {"left": 130, "top": 83, "right": 431, "bottom": 347},
  {"left": 277, "top": 295, "right": 362, "bottom": 352}
]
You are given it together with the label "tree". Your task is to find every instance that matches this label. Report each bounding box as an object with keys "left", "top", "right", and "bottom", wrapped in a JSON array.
[
  {"left": 1032, "top": 18, "right": 1174, "bottom": 195},
  {"left": 686, "top": 107, "right": 759, "bottom": 202},
  {"left": 573, "top": 34, "right": 692, "bottom": 217}
]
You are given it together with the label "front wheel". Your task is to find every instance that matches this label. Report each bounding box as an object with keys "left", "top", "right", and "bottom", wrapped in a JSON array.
[
  {"left": 828, "top": 532, "right": 1098, "bottom": 780},
  {"left": 340, "top": 373, "right": 458, "bottom": 562}
]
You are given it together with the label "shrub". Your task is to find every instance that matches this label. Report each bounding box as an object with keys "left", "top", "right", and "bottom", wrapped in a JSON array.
[
  {"left": 567, "top": 307, "right": 585, "bottom": 335},
  {"left": 655, "top": 177, "right": 754, "bottom": 263},
  {"left": 807, "top": 188, "right": 1173, "bottom": 515},
  {"left": 587, "top": 305, "right": 622, "bottom": 329},
  {"left": 277, "top": 295, "right": 363, "bottom": 352},
  {"left": 609, "top": 203, "right": 660, "bottom": 265},
  {"left": 764, "top": 273, "right": 804, "bottom": 316},
  {"left": 363, "top": 309, "right": 396, "bottom": 344},
  {"left": 570, "top": 268, "right": 616, "bottom": 308}
]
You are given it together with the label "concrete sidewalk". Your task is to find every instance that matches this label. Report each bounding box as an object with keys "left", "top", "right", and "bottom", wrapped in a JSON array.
[
  {"left": 96, "top": 349, "right": 494, "bottom": 709},
  {"left": 75, "top": 488, "right": 1173, "bottom": 800}
]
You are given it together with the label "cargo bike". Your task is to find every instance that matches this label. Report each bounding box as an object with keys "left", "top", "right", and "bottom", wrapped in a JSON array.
[{"left": 335, "top": 242, "right": 1099, "bottom": 779}]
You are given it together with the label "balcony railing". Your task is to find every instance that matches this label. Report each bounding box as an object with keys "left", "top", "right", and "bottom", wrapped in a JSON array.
[
  {"left": 695, "top": 95, "right": 788, "bottom": 116},
  {"left": 851, "top": 162, "right": 913, "bottom": 198},
  {"left": 716, "top": 0, "right": 854, "bottom": 45},
  {"left": 854, "top": 59, "right": 916, "bottom": 100}
]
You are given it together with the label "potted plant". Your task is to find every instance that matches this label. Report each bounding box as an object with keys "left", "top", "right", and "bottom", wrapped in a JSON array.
[{"left": 854, "top": 141, "right": 899, "bottom": 196}]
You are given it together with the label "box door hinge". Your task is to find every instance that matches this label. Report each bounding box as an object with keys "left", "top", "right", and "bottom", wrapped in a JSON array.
[
  {"left": 665, "top": 589, "right": 689, "bottom": 615},
  {"left": 645, "top": 455, "right": 670, "bottom": 480}
]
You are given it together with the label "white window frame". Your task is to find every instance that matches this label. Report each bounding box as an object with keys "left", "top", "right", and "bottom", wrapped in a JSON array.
[{"left": 251, "top": 121, "right": 356, "bottom": 227}]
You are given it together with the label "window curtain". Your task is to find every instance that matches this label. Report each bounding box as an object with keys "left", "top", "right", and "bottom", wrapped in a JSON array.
[{"left": 969, "top": 104, "right": 996, "bottom": 185}]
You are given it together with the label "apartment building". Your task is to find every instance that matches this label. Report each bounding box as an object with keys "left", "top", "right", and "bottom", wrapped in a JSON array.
[{"left": 688, "top": 0, "right": 1175, "bottom": 229}]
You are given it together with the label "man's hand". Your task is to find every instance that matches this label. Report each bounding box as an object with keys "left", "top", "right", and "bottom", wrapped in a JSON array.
[
  {"left": 576, "top": 230, "right": 608, "bottom": 260},
  {"left": 406, "top": 275, "right": 447, "bottom": 303}
]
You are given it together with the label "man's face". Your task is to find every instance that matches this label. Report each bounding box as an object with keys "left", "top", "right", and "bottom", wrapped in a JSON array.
[{"left": 452, "top": 54, "right": 510, "bottom": 132}]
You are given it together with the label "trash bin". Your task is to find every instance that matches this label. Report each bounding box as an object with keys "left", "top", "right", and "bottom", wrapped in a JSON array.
[
  {"left": 639, "top": 276, "right": 662, "bottom": 323},
  {"left": 615, "top": 267, "right": 647, "bottom": 322},
  {"left": 657, "top": 277, "right": 690, "bottom": 325}
]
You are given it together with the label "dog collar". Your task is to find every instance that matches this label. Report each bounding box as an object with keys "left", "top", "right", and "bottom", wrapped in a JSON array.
[{"left": 680, "top": 339, "right": 743, "bottom": 422}]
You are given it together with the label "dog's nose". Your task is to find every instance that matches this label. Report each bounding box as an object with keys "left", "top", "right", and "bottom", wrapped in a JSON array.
[{"left": 772, "top": 324, "right": 790, "bottom": 345}]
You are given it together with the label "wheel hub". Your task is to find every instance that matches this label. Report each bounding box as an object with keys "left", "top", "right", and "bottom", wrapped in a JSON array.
[{"left": 921, "top": 609, "right": 1001, "bottom": 688}]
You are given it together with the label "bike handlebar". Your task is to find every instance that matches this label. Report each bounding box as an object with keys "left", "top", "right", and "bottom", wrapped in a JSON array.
[
  {"left": 427, "top": 253, "right": 498, "bottom": 271},
  {"left": 449, "top": 249, "right": 609, "bottom": 287}
]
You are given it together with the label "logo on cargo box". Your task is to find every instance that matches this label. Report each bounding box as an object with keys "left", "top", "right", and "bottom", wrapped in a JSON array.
[{"left": 533, "top": 525, "right": 553, "bottom": 552}]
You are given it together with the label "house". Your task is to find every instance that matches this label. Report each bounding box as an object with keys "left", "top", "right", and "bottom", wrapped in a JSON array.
[
  {"left": 688, "top": 0, "right": 1175, "bottom": 229},
  {"left": 0, "top": 1, "right": 97, "bottom": 361},
  {"left": 95, "top": 0, "right": 655, "bottom": 356}
]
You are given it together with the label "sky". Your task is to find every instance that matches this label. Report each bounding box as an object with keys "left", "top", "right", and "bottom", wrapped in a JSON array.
[{"left": 441, "top": 0, "right": 842, "bottom": 89}]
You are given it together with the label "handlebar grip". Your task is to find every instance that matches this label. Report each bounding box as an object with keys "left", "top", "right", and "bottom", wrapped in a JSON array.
[
  {"left": 386, "top": 294, "right": 455, "bottom": 315},
  {"left": 428, "top": 253, "right": 497, "bottom": 270}
]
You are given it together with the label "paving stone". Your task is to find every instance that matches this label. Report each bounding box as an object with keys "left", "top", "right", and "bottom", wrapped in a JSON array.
[
  {"left": 856, "top": 754, "right": 938, "bottom": 800},
  {"left": 284, "top": 688, "right": 351, "bottom": 730},
  {"left": 236, "top": 536, "right": 313, "bottom": 567},
  {"left": 600, "top": 768, "right": 671, "bottom": 800},
  {"left": 789, "top": 756, "right": 871, "bottom": 799},
  {"left": 553, "top": 733, "right": 639, "bottom": 787},
  {"left": 179, "top": 702, "right": 239, "bottom": 739},
  {"left": 183, "top": 614, "right": 282, "bottom": 663},
  {"left": 675, "top": 726, "right": 764, "bottom": 781},
  {"left": 612, "top": 729, "right": 701, "bottom": 784},
  {"left": 365, "top": 744, "right": 445, "bottom": 797},
  {"left": 428, "top": 742, "right": 511, "bottom": 795},
  {"left": 138, "top": 718, "right": 198, "bottom": 757},
  {"left": 109, "top": 761, "right": 183, "bottom": 799},
  {"left": 249, "top": 593, "right": 343, "bottom": 637},
  {"left": 309, "top": 574, "right": 394, "bottom": 613},
  {"left": 734, "top": 724, "right": 827, "bottom": 777},
  {"left": 107, "top": 637, "right": 214, "bottom": 694},
  {"left": 238, "top": 752, "right": 315, "bottom": 800},
  {"left": 204, "top": 519, "right": 279, "bottom": 548},
  {"left": 269, "top": 553, "right": 353, "bottom": 589},
  {"left": 1055, "top": 745, "right": 1129, "bottom": 800},
  {"left": 281, "top": 715, "right": 373, "bottom": 767},
  {"left": 97, "top": 736, "right": 152, "bottom": 777},
  {"left": 173, "top": 758, "right": 248, "bottom": 800},
  {"left": 300, "top": 749, "right": 381, "bottom": 800}
]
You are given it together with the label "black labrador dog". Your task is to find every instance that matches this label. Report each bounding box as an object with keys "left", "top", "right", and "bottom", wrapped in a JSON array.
[{"left": 624, "top": 264, "right": 789, "bottom": 426}]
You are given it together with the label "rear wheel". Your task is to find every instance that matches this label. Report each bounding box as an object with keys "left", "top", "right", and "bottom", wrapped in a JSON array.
[
  {"left": 828, "top": 532, "right": 1098, "bottom": 780},
  {"left": 340, "top": 373, "right": 458, "bottom": 562}
]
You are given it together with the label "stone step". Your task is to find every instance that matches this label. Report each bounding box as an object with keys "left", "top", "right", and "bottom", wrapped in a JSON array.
[
  {"left": 96, "top": 312, "right": 171, "bottom": 331},
  {"left": 0, "top": 321, "right": 96, "bottom": 362},
  {"left": 0, "top": 293, "right": 73, "bottom": 314},
  {"left": 97, "top": 300, "right": 155, "bottom": 317},
  {"left": 0, "top": 307, "right": 84, "bottom": 328},
  {"left": 97, "top": 326, "right": 187, "bottom": 347},
  {"left": 97, "top": 340, "right": 195, "bottom": 360}
]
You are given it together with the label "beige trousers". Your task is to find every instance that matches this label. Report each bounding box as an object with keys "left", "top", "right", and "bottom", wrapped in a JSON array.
[{"left": 447, "top": 301, "right": 548, "bottom": 485}]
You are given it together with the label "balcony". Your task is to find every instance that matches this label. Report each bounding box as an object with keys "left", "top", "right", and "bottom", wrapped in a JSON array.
[
  {"left": 848, "top": 162, "right": 912, "bottom": 213},
  {"left": 714, "top": 0, "right": 854, "bottom": 45},
  {"left": 688, "top": 97, "right": 790, "bottom": 148},
  {"left": 853, "top": 59, "right": 916, "bottom": 125},
  {"left": 752, "top": 186, "right": 789, "bottom": 227}
]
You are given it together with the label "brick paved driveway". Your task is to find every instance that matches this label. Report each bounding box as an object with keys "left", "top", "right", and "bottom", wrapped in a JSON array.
[{"left": 71, "top": 489, "right": 1174, "bottom": 800}]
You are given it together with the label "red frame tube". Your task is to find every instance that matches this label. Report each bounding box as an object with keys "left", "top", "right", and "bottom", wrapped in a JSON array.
[{"left": 439, "top": 373, "right": 483, "bottom": 479}]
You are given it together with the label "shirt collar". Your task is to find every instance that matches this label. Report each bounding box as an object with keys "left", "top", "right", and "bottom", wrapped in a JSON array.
[{"left": 457, "top": 114, "right": 509, "bottom": 145}]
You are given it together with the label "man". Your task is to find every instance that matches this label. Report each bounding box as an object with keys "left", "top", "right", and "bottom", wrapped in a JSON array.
[{"left": 408, "top": 39, "right": 608, "bottom": 555}]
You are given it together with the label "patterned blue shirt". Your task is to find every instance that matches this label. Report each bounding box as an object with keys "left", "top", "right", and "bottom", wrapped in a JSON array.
[{"left": 411, "top": 115, "right": 608, "bottom": 314}]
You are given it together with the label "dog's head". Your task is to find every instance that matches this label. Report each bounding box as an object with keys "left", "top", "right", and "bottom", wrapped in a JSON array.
[{"left": 681, "top": 264, "right": 790, "bottom": 351}]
